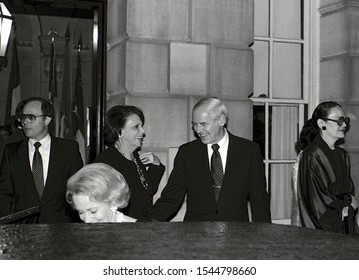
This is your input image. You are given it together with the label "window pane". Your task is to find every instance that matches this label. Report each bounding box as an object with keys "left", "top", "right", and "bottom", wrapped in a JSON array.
[
  {"left": 269, "top": 163, "right": 294, "bottom": 220},
  {"left": 273, "top": 42, "right": 302, "bottom": 99},
  {"left": 254, "top": 0, "right": 269, "bottom": 37},
  {"left": 269, "top": 105, "right": 298, "bottom": 160},
  {"left": 273, "top": 0, "right": 302, "bottom": 39},
  {"left": 253, "top": 105, "right": 265, "bottom": 158},
  {"left": 252, "top": 41, "right": 269, "bottom": 97}
]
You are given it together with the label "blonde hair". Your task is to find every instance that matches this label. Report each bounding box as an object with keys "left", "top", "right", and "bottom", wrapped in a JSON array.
[{"left": 66, "top": 163, "right": 130, "bottom": 209}]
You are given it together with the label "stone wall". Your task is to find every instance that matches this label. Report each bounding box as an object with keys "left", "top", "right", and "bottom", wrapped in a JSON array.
[{"left": 319, "top": 0, "right": 359, "bottom": 195}]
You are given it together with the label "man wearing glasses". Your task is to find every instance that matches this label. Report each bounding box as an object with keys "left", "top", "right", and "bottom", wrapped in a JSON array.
[{"left": 0, "top": 97, "right": 83, "bottom": 223}]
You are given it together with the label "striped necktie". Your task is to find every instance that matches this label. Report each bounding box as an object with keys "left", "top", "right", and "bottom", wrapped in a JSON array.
[
  {"left": 33, "top": 142, "right": 44, "bottom": 199},
  {"left": 211, "top": 143, "right": 223, "bottom": 202}
]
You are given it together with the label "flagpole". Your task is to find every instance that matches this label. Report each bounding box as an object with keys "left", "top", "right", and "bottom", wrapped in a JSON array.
[{"left": 72, "top": 35, "right": 86, "bottom": 164}]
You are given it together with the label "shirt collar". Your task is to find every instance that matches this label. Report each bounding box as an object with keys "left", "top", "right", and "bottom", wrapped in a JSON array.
[
  {"left": 28, "top": 133, "right": 51, "bottom": 149},
  {"left": 207, "top": 129, "right": 229, "bottom": 149}
]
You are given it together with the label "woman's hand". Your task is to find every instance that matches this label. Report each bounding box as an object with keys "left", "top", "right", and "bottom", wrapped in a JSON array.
[
  {"left": 351, "top": 195, "right": 359, "bottom": 210},
  {"left": 123, "top": 214, "right": 137, "bottom": 223},
  {"left": 139, "top": 152, "right": 161, "bottom": 166}
]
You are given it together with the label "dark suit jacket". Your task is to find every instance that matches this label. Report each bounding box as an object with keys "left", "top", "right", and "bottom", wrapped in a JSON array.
[
  {"left": 0, "top": 135, "right": 83, "bottom": 223},
  {"left": 147, "top": 132, "right": 271, "bottom": 222}
]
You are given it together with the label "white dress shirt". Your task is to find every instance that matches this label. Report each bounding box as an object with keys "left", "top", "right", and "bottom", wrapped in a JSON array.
[
  {"left": 28, "top": 134, "right": 51, "bottom": 185},
  {"left": 206, "top": 129, "right": 229, "bottom": 173}
]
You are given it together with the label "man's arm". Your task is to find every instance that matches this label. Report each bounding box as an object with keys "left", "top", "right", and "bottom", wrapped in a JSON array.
[
  {"left": 147, "top": 163, "right": 165, "bottom": 196},
  {"left": 68, "top": 141, "right": 84, "bottom": 177},
  {"left": 62, "top": 141, "right": 83, "bottom": 223},
  {"left": 0, "top": 147, "right": 14, "bottom": 217},
  {"left": 146, "top": 148, "right": 187, "bottom": 221},
  {"left": 249, "top": 143, "right": 271, "bottom": 222}
]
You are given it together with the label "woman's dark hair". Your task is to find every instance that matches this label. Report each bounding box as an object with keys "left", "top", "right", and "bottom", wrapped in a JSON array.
[
  {"left": 104, "top": 105, "right": 145, "bottom": 145},
  {"left": 298, "top": 101, "right": 341, "bottom": 151}
]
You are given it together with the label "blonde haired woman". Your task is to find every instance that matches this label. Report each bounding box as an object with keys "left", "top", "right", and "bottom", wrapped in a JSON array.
[{"left": 66, "top": 163, "right": 136, "bottom": 223}]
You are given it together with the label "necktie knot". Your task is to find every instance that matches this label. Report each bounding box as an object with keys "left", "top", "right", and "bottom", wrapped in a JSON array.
[
  {"left": 34, "top": 142, "right": 41, "bottom": 150},
  {"left": 212, "top": 143, "right": 220, "bottom": 152}
]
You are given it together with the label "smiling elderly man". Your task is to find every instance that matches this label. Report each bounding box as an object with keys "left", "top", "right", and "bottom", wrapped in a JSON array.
[{"left": 146, "top": 97, "right": 271, "bottom": 222}]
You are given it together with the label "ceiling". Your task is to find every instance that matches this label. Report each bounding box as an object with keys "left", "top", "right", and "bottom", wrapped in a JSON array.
[{"left": 3, "top": 0, "right": 95, "bottom": 19}]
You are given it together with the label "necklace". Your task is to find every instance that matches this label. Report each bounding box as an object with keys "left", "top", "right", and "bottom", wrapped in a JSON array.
[
  {"left": 114, "top": 142, "right": 125, "bottom": 156},
  {"left": 115, "top": 142, "right": 150, "bottom": 192},
  {"left": 133, "top": 157, "right": 150, "bottom": 190}
]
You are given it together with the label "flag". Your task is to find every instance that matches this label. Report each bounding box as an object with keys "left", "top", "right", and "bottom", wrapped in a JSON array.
[
  {"left": 48, "top": 37, "right": 57, "bottom": 103},
  {"left": 59, "top": 26, "right": 73, "bottom": 139},
  {"left": 71, "top": 37, "right": 86, "bottom": 163},
  {"left": 5, "top": 34, "right": 20, "bottom": 124},
  {"left": 48, "top": 34, "right": 59, "bottom": 136}
]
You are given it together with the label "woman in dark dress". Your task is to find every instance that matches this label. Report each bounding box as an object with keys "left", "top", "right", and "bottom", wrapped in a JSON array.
[
  {"left": 94, "top": 105, "right": 165, "bottom": 219},
  {"left": 296, "top": 101, "right": 358, "bottom": 234}
]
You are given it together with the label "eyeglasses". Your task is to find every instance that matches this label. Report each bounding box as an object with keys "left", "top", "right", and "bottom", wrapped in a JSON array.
[
  {"left": 322, "top": 116, "right": 350, "bottom": 126},
  {"left": 17, "top": 114, "right": 47, "bottom": 123}
]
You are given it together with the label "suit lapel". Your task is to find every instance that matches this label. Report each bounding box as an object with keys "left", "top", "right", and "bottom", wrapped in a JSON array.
[
  {"left": 218, "top": 133, "right": 237, "bottom": 201},
  {"left": 14, "top": 139, "right": 39, "bottom": 200},
  {"left": 195, "top": 141, "right": 217, "bottom": 202},
  {"left": 222, "top": 133, "right": 233, "bottom": 182},
  {"left": 197, "top": 141, "right": 211, "bottom": 180},
  {"left": 43, "top": 136, "right": 61, "bottom": 197}
]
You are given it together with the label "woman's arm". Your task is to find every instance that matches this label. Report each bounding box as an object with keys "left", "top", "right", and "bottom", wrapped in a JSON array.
[{"left": 139, "top": 152, "right": 165, "bottom": 195}]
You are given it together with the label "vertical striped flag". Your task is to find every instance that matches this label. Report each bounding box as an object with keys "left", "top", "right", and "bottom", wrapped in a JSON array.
[
  {"left": 48, "top": 30, "right": 59, "bottom": 136},
  {"left": 5, "top": 33, "right": 20, "bottom": 124},
  {"left": 48, "top": 33, "right": 57, "bottom": 103},
  {"left": 71, "top": 36, "right": 85, "bottom": 163},
  {"left": 59, "top": 26, "right": 73, "bottom": 139}
]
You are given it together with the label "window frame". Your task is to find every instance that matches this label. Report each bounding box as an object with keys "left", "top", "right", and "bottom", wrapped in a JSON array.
[{"left": 251, "top": 0, "right": 320, "bottom": 222}]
